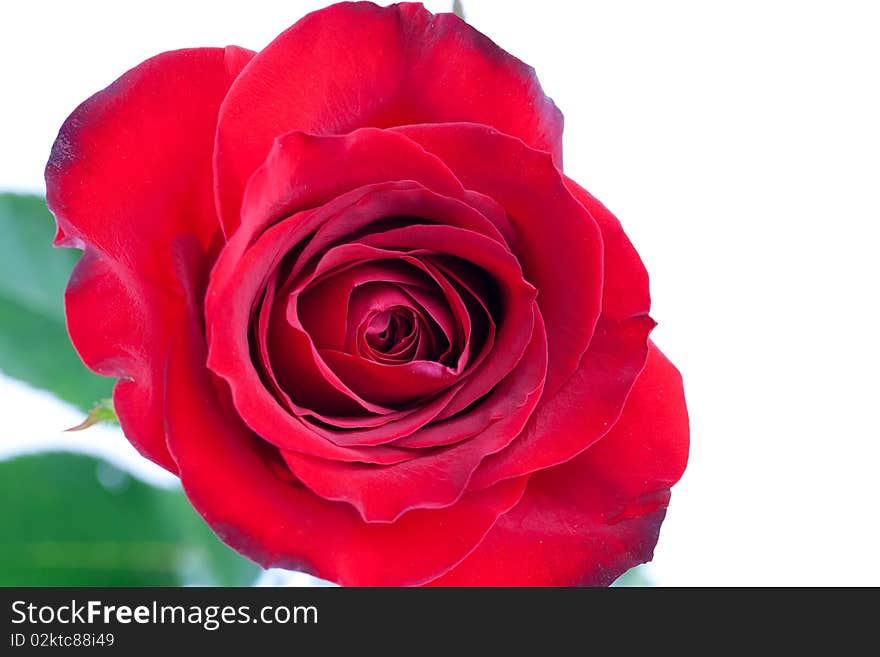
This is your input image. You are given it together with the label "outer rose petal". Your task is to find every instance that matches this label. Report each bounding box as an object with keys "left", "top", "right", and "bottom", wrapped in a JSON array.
[
  {"left": 564, "top": 178, "right": 650, "bottom": 322},
  {"left": 45, "top": 46, "right": 254, "bottom": 471},
  {"left": 468, "top": 172, "right": 655, "bottom": 488},
  {"left": 214, "top": 1, "right": 563, "bottom": 233},
  {"left": 428, "top": 343, "right": 689, "bottom": 586},
  {"left": 470, "top": 316, "right": 655, "bottom": 488},
  {"left": 164, "top": 305, "right": 529, "bottom": 586}
]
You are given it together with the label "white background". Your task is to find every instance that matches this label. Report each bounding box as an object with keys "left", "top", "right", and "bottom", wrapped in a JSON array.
[{"left": 2, "top": 0, "right": 879, "bottom": 585}]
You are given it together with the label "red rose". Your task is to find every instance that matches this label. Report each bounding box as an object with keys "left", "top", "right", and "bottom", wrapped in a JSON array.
[{"left": 46, "top": 2, "right": 688, "bottom": 586}]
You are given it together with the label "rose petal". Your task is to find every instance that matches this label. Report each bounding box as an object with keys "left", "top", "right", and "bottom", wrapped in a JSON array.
[
  {"left": 357, "top": 224, "right": 537, "bottom": 414},
  {"left": 393, "top": 122, "right": 603, "bottom": 400},
  {"left": 208, "top": 212, "right": 419, "bottom": 463},
  {"left": 271, "top": 245, "right": 465, "bottom": 419},
  {"left": 297, "top": 262, "right": 437, "bottom": 352},
  {"left": 210, "top": 161, "right": 528, "bottom": 445},
  {"left": 45, "top": 46, "right": 254, "bottom": 471},
  {"left": 287, "top": 181, "right": 512, "bottom": 281},
  {"left": 208, "top": 189, "right": 483, "bottom": 450},
  {"left": 280, "top": 311, "right": 549, "bottom": 522},
  {"left": 318, "top": 349, "right": 459, "bottom": 408},
  {"left": 275, "top": 255, "right": 473, "bottom": 436},
  {"left": 468, "top": 173, "right": 655, "bottom": 488},
  {"left": 206, "top": 129, "right": 504, "bottom": 415},
  {"left": 214, "top": 2, "right": 563, "bottom": 233},
  {"left": 164, "top": 306, "right": 529, "bottom": 586},
  {"left": 564, "top": 178, "right": 651, "bottom": 322},
  {"left": 470, "top": 315, "right": 655, "bottom": 489},
  {"left": 427, "top": 343, "right": 689, "bottom": 586},
  {"left": 228, "top": 129, "right": 465, "bottom": 259}
]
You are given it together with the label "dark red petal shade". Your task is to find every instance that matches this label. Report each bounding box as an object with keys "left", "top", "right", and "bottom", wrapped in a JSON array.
[
  {"left": 355, "top": 225, "right": 537, "bottom": 412},
  {"left": 271, "top": 255, "right": 477, "bottom": 435},
  {"left": 295, "top": 261, "right": 449, "bottom": 354},
  {"left": 352, "top": 286, "right": 453, "bottom": 364},
  {"left": 269, "top": 247, "right": 476, "bottom": 426},
  {"left": 290, "top": 249, "right": 473, "bottom": 351},
  {"left": 256, "top": 270, "right": 454, "bottom": 435}
]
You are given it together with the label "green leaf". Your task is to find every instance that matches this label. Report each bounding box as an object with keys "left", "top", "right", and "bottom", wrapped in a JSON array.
[
  {"left": 0, "top": 192, "right": 114, "bottom": 410},
  {"left": 0, "top": 452, "right": 260, "bottom": 586}
]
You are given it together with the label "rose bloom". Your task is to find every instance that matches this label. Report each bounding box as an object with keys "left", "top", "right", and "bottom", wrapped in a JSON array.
[{"left": 46, "top": 2, "right": 688, "bottom": 586}]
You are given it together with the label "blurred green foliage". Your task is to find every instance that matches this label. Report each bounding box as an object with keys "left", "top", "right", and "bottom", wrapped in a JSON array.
[
  {"left": 0, "top": 452, "right": 260, "bottom": 586},
  {"left": 0, "top": 192, "right": 114, "bottom": 410}
]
